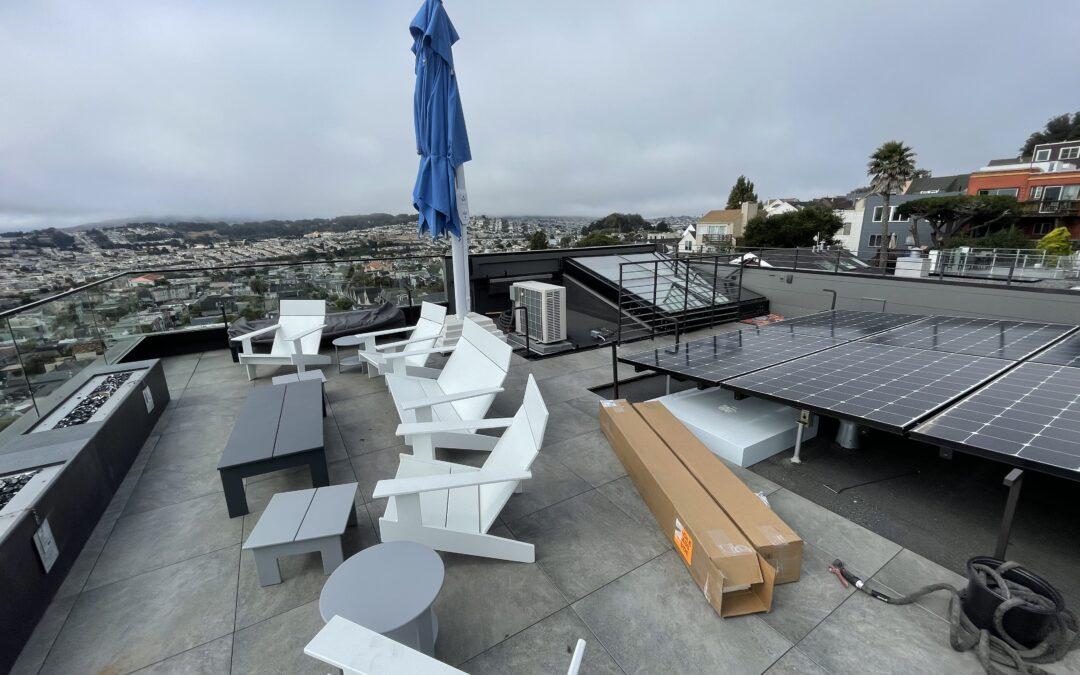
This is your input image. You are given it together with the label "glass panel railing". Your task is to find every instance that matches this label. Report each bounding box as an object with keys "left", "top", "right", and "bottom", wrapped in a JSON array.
[
  {"left": 1, "top": 318, "right": 36, "bottom": 432},
  {"left": 0, "top": 254, "right": 443, "bottom": 436},
  {"left": 84, "top": 274, "right": 150, "bottom": 362},
  {"left": 8, "top": 292, "right": 106, "bottom": 407}
]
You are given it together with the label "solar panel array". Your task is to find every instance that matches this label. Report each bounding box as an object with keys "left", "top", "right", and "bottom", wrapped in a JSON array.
[
  {"left": 619, "top": 330, "right": 843, "bottom": 385},
  {"left": 862, "top": 317, "right": 1076, "bottom": 360},
  {"left": 722, "top": 343, "right": 1012, "bottom": 432},
  {"left": 911, "top": 362, "right": 1080, "bottom": 479},
  {"left": 1029, "top": 333, "right": 1080, "bottom": 368},
  {"left": 618, "top": 308, "right": 1080, "bottom": 478},
  {"left": 758, "top": 309, "right": 926, "bottom": 340}
]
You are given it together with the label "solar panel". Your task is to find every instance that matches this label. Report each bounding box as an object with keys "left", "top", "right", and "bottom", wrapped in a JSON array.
[
  {"left": 722, "top": 342, "right": 1013, "bottom": 432},
  {"left": 618, "top": 329, "right": 843, "bottom": 386},
  {"left": 758, "top": 309, "right": 927, "bottom": 340},
  {"left": 862, "top": 316, "right": 1076, "bottom": 360},
  {"left": 911, "top": 362, "right": 1080, "bottom": 479},
  {"left": 1029, "top": 333, "right": 1080, "bottom": 368}
]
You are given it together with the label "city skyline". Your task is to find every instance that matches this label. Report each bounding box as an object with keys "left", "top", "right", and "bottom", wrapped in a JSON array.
[{"left": 2, "top": 1, "right": 1079, "bottom": 230}]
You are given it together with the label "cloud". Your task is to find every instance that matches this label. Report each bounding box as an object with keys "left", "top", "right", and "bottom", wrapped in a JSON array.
[{"left": 1, "top": 0, "right": 1078, "bottom": 229}]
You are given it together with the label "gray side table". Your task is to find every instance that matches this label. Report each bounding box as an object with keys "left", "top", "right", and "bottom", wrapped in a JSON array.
[
  {"left": 332, "top": 335, "right": 366, "bottom": 374},
  {"left": 319, "top": 541, "right": 444, "bottom": 656},
  {"left": 243, "top": 483, "right": 358, "bottom": 586}
]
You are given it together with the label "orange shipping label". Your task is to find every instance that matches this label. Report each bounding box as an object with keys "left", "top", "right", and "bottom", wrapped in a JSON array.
[{"left": 673, "top": 520, "right": 693, "bottom": 566}]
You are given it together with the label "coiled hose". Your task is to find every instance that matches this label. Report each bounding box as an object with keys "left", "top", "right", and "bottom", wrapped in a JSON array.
[{"left": 831, "top": 559, "right": 1078, "bottom": 674}]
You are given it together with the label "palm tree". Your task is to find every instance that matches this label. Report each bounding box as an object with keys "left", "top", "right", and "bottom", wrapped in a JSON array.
[{"left": 867, "top": 141, "right": 917, "bottom": 269}]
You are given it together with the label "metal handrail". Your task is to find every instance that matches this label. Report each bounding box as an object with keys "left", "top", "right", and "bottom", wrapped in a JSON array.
[{"left": 511, "top": 304, "right": 531, "bottom": 355}]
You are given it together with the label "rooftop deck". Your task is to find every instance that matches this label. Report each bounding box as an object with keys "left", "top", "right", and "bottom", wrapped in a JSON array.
[{"left": 11, "top": 327, "right": 1080, "bottom": 674}]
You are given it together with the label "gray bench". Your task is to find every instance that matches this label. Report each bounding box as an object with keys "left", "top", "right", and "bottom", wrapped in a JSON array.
[
  {"left": 218, "top": 379, "right": 327, "bottom": 518},
  {"left": 243, "top": 483, "right": 359, "bottom": 586}
]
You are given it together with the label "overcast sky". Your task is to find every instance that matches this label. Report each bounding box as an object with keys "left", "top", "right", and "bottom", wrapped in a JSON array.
[{"left": 1, "top": 1, "right": 1078, "bottom": 230}]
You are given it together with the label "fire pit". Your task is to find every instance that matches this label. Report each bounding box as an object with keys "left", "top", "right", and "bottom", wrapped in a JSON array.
[{"left": 33, "top": 370, "right": 143, "bottom": 432}]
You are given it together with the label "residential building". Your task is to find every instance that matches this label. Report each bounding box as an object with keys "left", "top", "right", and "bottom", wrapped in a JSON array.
[
  {"left": 855, "top": 190, "right": 966, "bottom": 258},
  {"left": 679, "top": 202, "right": 758, "bottom": 252},
  {"left": 128, "top": 273, "right": 164, "bottom": 287},
  {"left": 761, "top": 198, "right": 799, "bottom": 217},
  {"left": 904, "top": 173, "right": 970, "bottom": 195},
  {"left": 833, "top": 198, "right": 866, "bottom": 253},
  {"left": 966, "top": 140, "right": 1080, "bottom": 241}
]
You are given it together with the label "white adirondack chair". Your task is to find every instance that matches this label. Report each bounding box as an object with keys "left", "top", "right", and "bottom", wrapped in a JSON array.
[
  {"left": 305, "top": 615, "right": 587, "bottom": 675},
  {"left": 232, "top": 299, "right": 332, "bottom": 380},
  {"left": 353, "top": 301, "right": 447, "bottom": 378},
  {"left": 373, "top": 374, "right": 548, "bottom": 563},
  {"left": 384, "top": 317, "right": 512, "bottom": 459}
]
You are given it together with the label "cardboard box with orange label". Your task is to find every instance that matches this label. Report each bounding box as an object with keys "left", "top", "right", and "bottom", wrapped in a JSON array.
[
  {"left": 598, "top": 399, "right": 775, "bottom": 617},
  {"left": 635, "top": 401, "right": 804, "bottom": 584}
]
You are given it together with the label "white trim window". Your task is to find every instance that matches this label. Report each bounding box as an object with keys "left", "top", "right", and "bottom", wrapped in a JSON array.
[
  {"left": 888, "top": 206, "right": 908, "bottom": 222},
  {"left": 872, "top": 206, "right": 884, "bottom": 222},
  {"left": 868, "top": 234, "right": 885, "bottom": 247},
  {"left": 1060, "top": 146, "right": 1080, "bottom": 160},
  {"left": 1033, "top": 148, "right": 1052, "bottom": 162},
  {"left": 699, "top": 224, "right": 730, "bottom": 236},
  {"left": 977, "top": 187, "right": 1020, "bottom": 197},
  {"left": 1029, "top": 186, "right": 1043, "bottom": 200}
]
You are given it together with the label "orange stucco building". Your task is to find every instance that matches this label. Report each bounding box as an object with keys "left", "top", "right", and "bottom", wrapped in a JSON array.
[{"left": 966, "top": 140, "right": 1080, "bottom": 241}]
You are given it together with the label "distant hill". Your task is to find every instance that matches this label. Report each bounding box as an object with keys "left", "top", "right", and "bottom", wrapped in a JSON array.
[
  {"left": 64, "top": 213, "right": 419, "bottom": 240},
  {"left": 67, "top": 216, "right": 218, "bottom": 231}
]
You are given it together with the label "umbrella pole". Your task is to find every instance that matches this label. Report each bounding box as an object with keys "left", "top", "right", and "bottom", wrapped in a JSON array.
[
  {"left": 451, "top": 232, "right": 470, "bottom": 319},
  {"left": 451, "top": 164, "right": 471, "bottom": 319}
]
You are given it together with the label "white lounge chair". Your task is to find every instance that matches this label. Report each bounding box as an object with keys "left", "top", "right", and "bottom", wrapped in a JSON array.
[
  {"left": 232, "top": 299, "right": 332, "bottom": 380},
  {"left": 305, "top": 615, "right": 587, "bottom": 675},
  {"left": 353, "top": 301, "right": 447, "bottom": 378},
  {"left": 373, "top": 374, "right": 547, "bottom": 563},
  {"left": 384, "top": 317, "right": 512, "bottom": 459}
]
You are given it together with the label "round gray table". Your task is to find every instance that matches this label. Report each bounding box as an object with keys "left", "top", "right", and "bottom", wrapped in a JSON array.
[
  {"left": 331, "top": 335, "right": 365, "bottom": 374},
  {"left": 319, "top": 541, "right": 444, "bottom": 656}
]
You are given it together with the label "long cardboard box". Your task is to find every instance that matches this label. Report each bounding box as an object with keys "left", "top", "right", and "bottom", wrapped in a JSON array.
[
  {"left": 598, "top": 400, "right": 774, "bottom": 617},
  {"left": 636, "top": 401, "right": 804, "bottom": 584}
]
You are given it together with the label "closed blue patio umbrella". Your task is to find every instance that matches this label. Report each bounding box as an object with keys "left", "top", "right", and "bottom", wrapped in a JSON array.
[{"left": 411, "top": 0, "right": 472, "bottom": 318}]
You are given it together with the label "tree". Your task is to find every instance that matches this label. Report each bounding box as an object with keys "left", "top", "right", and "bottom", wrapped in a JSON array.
[
  {"left": 896, "top": 195, "right": 1020, "bottom": 248},
  {"left": 742, "top": 206, "right": 844, "bottom": 248},
  {"left": 528, "top": 230, "right": 549, "bottom": 250},
  {"left": 725, "top": 175, "right": 758, "bottom": 209},
  {"left": 867, "top": 141, "right": 917, "bottom": 268},
  {"left": 332, "top": 296, "right": 355, "bottom": 311},
  {"left": 576, "top": 232, "right": 620, "bottom": 247},
  {"left": 1036, "top": 227, "right": 1073, "bottom": 256},
  {"left": 558, "top": 235, "right": 576, "bottom": 248},
  {"left": 944, "top": 227, "right": 1030, "bottom": 250},
  {"left": 248, "top": 276, "right": 268, "bottom": 295},
  {"left": 1021, "top": 112, "right": 1080, "bottom": 156},
  {"left": 582, "top": 213, "right": 648, "bottom": 234}
]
